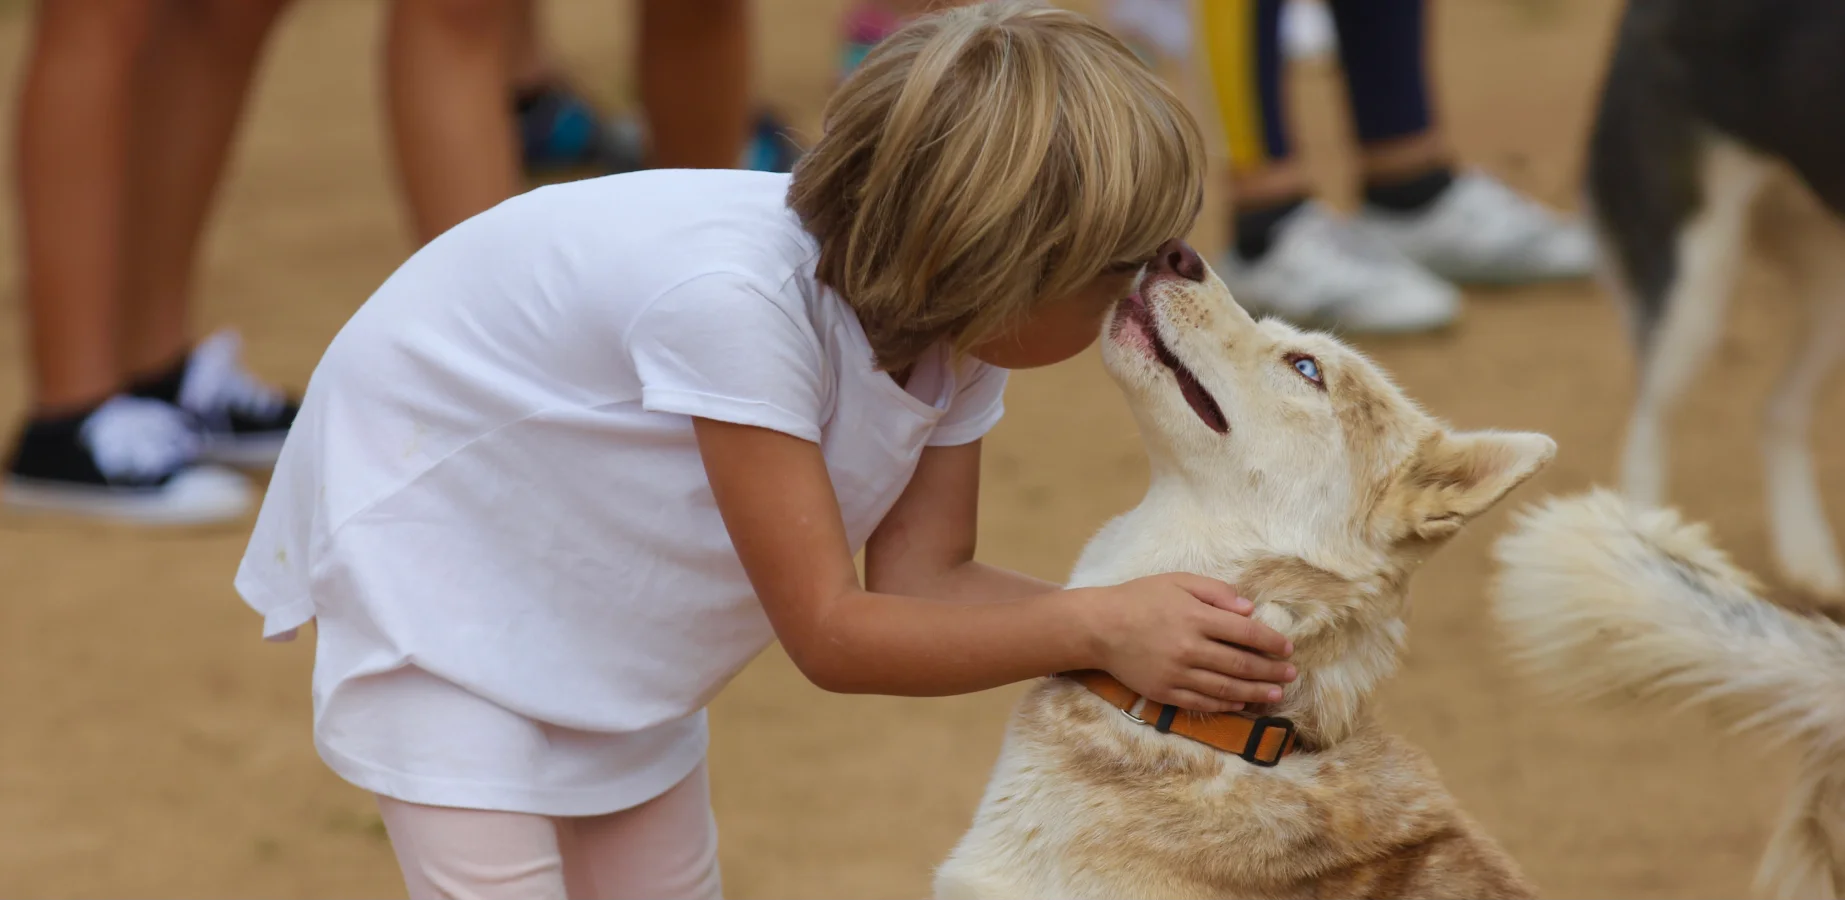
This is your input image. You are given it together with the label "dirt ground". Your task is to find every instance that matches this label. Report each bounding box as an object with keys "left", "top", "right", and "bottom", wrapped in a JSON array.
[{"left": 2, "top": 0, "right": 1838, "bottom": 897}]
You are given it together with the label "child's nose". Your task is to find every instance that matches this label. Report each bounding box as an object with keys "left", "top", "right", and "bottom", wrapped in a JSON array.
[{"left": 1151, "top": 239, "right": 1206, "bottom": 283}]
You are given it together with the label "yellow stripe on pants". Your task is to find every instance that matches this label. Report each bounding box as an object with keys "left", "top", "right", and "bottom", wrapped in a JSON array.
[{"left": 1198, "top": 0, "right": 1267, "bottom": 172}]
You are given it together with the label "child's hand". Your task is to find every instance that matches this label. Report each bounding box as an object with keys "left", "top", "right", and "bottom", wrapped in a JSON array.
[{"left": 1077, "top": 574, "right": 1296, "bottom": 713}]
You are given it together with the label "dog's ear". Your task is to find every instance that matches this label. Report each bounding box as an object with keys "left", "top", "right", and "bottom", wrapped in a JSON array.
[{"left": 1387, "top": 430, "right": 1556, "bottom": 541}]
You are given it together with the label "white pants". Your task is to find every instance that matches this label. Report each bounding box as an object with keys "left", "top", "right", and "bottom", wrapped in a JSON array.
[{"left": 375, "top": 761, "right": 722, "bottom": 899}]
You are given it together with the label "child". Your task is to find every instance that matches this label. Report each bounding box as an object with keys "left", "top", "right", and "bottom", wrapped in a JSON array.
[{"left": 236, "top": 3, "right": 1296, "bottom": 897}]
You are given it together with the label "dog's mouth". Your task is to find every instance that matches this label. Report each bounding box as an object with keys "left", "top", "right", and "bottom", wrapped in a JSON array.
[{"left": 1113, "top": 294, "right": 1230, "bottom": 435}]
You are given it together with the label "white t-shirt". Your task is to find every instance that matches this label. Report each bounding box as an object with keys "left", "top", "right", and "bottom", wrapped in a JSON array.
[{"left": 235, "top": 170, "right": 1008, "bottom": 815}]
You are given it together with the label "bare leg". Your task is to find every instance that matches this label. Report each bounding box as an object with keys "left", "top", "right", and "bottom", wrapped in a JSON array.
[
  {"left": 1357, "top": 131, "right": 1454, "bottom": 185},
  {"left": 638, "top": 0, "right": 749, "bottom": 169},
  {"left": 385, "top": 0, "right": 520, "bottom": 244},
  {"left": 506, "top": 0, "right": 551, "bottom": 87},
  {"left": 1232, "top": 161, "right": 1312, "bottom": 210},
  {"left": 119, "top": 0, "right": 294, "bottom": 379},
  {"left": 15, "top": 0, "right": 157, "bottom": 414}
]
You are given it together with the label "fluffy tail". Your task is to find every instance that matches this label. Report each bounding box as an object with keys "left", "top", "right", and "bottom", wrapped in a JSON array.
[
  {"left": 1493, "top": 490, "right": 1845, "bottom": 898},
  {"left": 1491, "top": 489, "right": 1845, "bottom": 753}
]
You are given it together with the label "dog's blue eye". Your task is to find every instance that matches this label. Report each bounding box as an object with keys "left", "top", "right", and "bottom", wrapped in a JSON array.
[{"left": 1292, "top": 356, "right": 1321, "bottom": 382}]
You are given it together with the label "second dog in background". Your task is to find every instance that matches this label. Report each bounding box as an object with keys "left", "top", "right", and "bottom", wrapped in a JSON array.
[
  {"left": 1505, "top": 8, "right": 1845, "bottom": 885},
  {"left": 1591, "top": 0, "right": 1845, "bottom": 599}
]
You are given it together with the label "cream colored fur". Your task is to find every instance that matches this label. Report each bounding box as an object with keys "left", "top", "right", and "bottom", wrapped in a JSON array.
[
  {"left": 1493, "top": 490, "right": 1845, "bottom": 897},
  {"left": 936, "top": 259, "right": 1554, "bottom": 898}
]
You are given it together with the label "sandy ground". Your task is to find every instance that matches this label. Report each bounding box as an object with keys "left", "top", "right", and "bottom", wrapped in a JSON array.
[{"left": 2, "top": 0, "right": 1838, "bottom": 897}]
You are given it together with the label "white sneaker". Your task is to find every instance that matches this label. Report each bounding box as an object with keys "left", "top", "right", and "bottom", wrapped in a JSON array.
[
  {"left": 1218, "top": 202, "right": 1460, "bottom": 334},
  {"left": 1354, "top": 171, "right": 1597, "bottom": 284},
  {"left": 3, "top": 395, "right": 252, "bottom": 525}
]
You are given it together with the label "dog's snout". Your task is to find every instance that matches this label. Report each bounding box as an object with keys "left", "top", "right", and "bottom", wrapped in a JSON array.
[{"left": 1152, "top": 239, "right": 1205, "bottom": 283}]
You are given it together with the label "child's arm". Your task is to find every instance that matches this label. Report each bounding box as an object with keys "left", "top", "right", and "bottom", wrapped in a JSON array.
[
  {"left": 863, "top": 440, "right": 1059, "bottom": 603},
  {"left": 695, "top": 419, "right": 1295, "bottom": 713}
]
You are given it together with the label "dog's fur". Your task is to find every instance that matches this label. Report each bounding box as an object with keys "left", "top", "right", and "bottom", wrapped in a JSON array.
[
  {"left": 1592, "top": 0, "right": 1845, "bottom": 598},
  {"left": 1543, "top": 7, "right": 1845, "bottom": 891},
  {"left": 1493, "top": 491, "right": 1845, "bottom": 897},
  {"left": 935, "top": 257, "right": 1553, "bottom": 898}
]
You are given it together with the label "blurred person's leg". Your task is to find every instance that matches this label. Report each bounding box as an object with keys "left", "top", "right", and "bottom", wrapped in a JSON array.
[
  {"left": 120, "top": 0, "right": 301, "bottom": 469},
  {"left": 14, "top": 0, "right": 152, "bottom": 415},
  {"left": 507, "top": 0, "right": 552, "bottom": 89},
  {"left": 1201, "top": 0, "right": 1456, "bottom": 333},
  {"left": 1204, "top": 0, "right": 1304, "bottom": 255},
  {"left": 1330, "top": 0, "right": 1594, "bottom": 283},
  {"left": 6, "top": 0, "right": 250, "bottom": 522},
  {"left": 1328, "top": 0, "right": 1449, "bottom": 190},
  {"left": 638, "top": 0, "right": 749, "bottom": 169},
  {"left": 1328, "top": 0, "right": 1473, "bottom": 236},
  {"left": 386, "top": 0, "right": 521, "bottom": 244}
]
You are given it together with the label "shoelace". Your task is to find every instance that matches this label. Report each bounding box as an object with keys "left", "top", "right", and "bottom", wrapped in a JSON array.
[
  {"left": 178, "top": 330, "right": 286, "bottom": 421},
  {"left": 80, "top": 396, "right": 201, "bottom": 481}
]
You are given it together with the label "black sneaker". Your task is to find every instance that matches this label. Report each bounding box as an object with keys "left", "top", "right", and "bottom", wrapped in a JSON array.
[
  {"left": 133, "top": 330, "right": 299, "bottom": 468},
  {"left": 3, "top": 395, "right": 252, "bottom": 524}
]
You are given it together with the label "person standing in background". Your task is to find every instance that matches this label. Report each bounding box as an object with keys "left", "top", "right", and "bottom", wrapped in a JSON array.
[
  {"left": 833, "top": 0, "right": 1593, "bottom": 337},
  {"left": 1198, "top": 0, "right": 1595, "bottom": 333},
  {"left": 4, "top": 0, "right": 796, "bottom": 525},
  {"left": 5, "top": 0, "right": 298, "bottom": 525}
]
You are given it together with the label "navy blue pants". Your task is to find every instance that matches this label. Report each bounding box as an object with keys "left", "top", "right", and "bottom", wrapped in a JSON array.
[{"left": 1201, "top": 0, "right": 1434, "bottom": 172}]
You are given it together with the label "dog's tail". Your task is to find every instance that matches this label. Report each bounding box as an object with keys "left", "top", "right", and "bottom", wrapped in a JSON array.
[
  {"left": 1491, "top": 489, "right": 1845, "bottom": 752},
  {"left": 1494, "top": 491, "right": 1845, "bottom": 898}
]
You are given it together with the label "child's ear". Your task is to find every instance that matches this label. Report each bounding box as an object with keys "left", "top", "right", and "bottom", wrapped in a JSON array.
[{"left": 1387, "top": 430, "right": 1557, "bottom": 541}]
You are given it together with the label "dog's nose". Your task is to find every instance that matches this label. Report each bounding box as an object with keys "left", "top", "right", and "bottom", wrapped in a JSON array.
[{"left": 1151, "top": 238, "right": 1206, "bottom": 283}]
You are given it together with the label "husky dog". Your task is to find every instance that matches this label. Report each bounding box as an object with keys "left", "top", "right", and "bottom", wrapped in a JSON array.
[
  {"left": 1592, "top": 0, "right": 1845, "bottom": 598},
  {"left": 1494, "top": 490, "right": 1845, "bottom": 898},
  {"left": 935, "top": 240, "right": 1552, "bottom": 898}
]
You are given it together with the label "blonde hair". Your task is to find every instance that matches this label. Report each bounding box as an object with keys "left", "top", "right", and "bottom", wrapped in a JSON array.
[{"left": 788, "top": 0, "right": 1205, "bottom": 371}]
